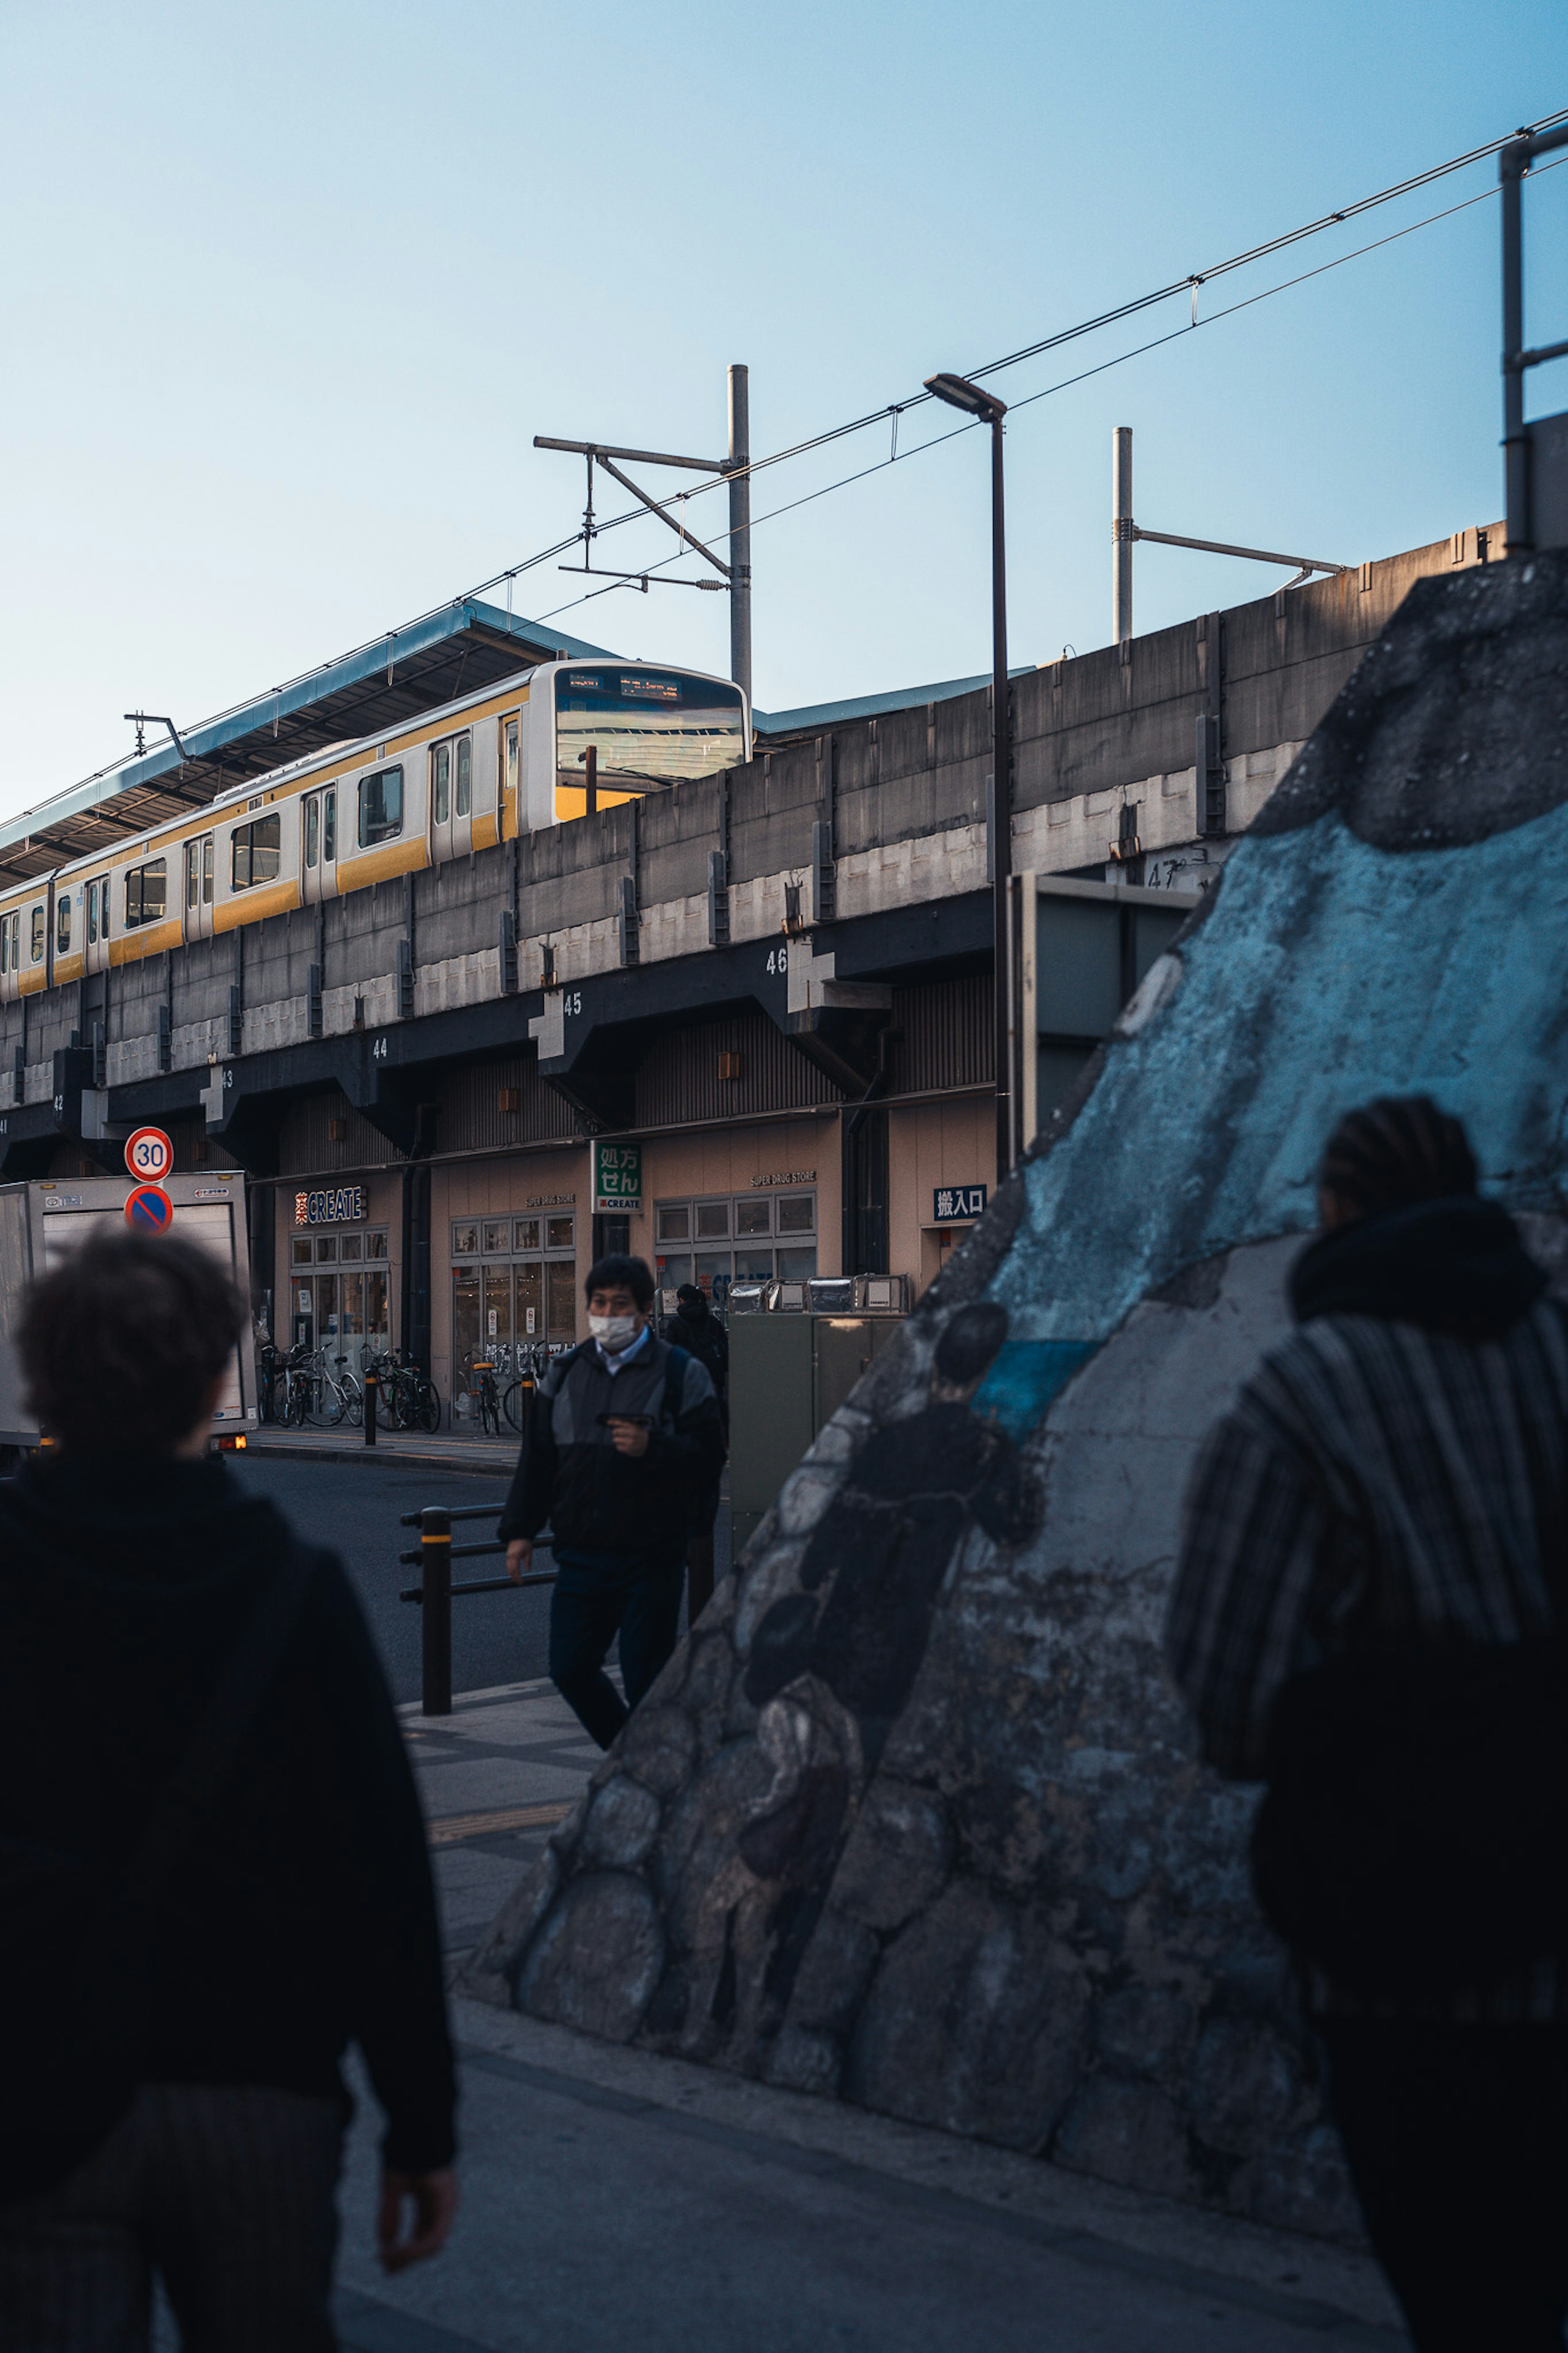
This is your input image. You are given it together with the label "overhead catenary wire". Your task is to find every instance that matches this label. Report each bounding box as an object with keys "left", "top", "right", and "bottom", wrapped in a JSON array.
[
  {"left": 35, "top": 105, "right": 1568, "bottom": 812},
  {"left": 530, "top": 154, "right": 1568, "bottom": 624}
]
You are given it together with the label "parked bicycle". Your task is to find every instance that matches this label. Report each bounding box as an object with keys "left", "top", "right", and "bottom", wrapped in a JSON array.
[
  {"left": 317, "top": 1351, "right": 364, "bottom": 1427},
  {"left": 365, "top": 1347, "right": 441, "bottom": 1434},
  {"left": 256, "top": 1338, "right": 289, "bottom": 1424},
  {"left": 501, "top": 1343, "right": 550, "bottom": 1433}
]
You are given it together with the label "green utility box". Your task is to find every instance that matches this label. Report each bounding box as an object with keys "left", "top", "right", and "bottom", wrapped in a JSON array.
[{"left": 728, "top": 1311, "right": 906, "bottom": 1560}]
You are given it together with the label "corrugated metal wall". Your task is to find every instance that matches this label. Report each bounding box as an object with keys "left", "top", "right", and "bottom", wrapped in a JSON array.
[
  {"left": 636, "top": 1012, "right": 843, "bottom": 1129},
  {"left": 888, "top": 975, "right": 993, "bottom": 1094},
  {"left": 276, "top": 1095, "right": 397, "bottom": 1175},
  {"left": 436, "top": 1057, "right": 579, "bottom": 1155}
]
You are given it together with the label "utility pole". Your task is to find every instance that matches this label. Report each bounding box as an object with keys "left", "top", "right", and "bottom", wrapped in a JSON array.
[
  {"left": 727, "top": 365, "right": 752, "bottom": 713},
  {"left": 533, "top": 365, "right": 754, "bottom": 713},
  {"left": 1110, "top": 425, "right": 1345, "bottom": 627},
  {"left": 1112, "top": 427, "right": 1134, "bottom": 644}
]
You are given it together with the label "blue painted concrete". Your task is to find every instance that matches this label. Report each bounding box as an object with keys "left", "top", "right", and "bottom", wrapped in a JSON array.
[
  {"left": 971, "top": 1340, "right": 1100, "bottom": 1441},
  {"left": 991, "top": 803, "right": 1568, "bottom": 1364}
]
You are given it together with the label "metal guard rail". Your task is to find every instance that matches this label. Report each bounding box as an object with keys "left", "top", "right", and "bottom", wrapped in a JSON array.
[{"left": 397, "top": 1501, "right": 557, "bottom": 1716}]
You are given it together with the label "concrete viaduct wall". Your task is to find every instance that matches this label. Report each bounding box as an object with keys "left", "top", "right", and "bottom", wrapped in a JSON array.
[{"left": 0, "top": 527, "right": 1493, "bottom": 1168}]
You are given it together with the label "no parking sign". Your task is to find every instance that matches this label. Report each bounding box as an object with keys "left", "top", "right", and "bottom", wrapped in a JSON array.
[{"left": 125, "top": 1183, "right": 174, "bottom": 1235}]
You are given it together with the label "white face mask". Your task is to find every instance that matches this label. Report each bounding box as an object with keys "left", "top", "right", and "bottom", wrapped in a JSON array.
[{"left": 590, "top": 1312, "right": 642, "bottom": 1353}]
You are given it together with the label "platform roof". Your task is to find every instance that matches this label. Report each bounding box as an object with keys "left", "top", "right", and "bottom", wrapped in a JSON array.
[
  {"left": 0, "top": 601, "right": 619, "bottom": 884},
  {"left": 751, "top": 664, "right": 1039, "bottom": 746}
]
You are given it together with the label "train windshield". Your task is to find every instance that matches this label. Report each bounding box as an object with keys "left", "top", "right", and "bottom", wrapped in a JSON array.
[{"left": 555, "top": 668, "right": 744, "bottom": 820}]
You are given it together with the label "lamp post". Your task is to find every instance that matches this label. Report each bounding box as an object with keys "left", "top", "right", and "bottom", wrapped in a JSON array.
[{"left": 924, "top": 371, "right": 1012, "bottom": 1183}]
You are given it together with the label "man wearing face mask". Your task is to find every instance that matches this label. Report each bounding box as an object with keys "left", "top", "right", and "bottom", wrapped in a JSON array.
[{"left": 501, "top": 1255, "right": 724, "bottom": 1747}]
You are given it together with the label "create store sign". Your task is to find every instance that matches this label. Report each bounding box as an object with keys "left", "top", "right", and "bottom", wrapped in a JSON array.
[
  {"left": 592, "top": 1141, "right": 642, "bottom": 1212},
  {"left": 295, "top": 1184, "right": 366, "bottom": 1227}
]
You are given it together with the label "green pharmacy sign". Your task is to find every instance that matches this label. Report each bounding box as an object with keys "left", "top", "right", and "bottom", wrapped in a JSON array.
[{"left": 592, "top": 1141, "right": 642, "bottom": 1212}]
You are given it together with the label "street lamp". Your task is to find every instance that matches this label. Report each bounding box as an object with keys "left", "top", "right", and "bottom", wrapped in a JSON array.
[{"left": 924, "top": 371, "right": 1012, "bottom": 1184}]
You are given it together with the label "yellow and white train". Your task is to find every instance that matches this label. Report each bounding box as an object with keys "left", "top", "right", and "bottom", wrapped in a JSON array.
[{"left": 0, "top": 658, "right": 747, "bottom": 1001}]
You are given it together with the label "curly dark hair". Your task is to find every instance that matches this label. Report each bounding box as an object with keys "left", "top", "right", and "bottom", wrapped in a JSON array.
[
  {"left": 21, "top": 1230, "right": 247, "bottom": 1453},
  {"left": 1319, "top": 1094, "right": 1478, "bottom": 1222}
]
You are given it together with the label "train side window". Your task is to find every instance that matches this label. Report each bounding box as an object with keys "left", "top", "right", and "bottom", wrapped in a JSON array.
[
  {"left": 305, "top": 797, "right": 319, "bottom": 870},
  {"left": 202, "top": 836, "right": 214, "bottom": 902},
  {"left": 56, "top": 894, "right": 71, "bottom": 953},
  {"left": 0, "top": 914, "right": 8, "bottom": 972},
  {"left": 359, "top": 766, "right": 403, "bottom": 848},
  {"left": 87, "top": 881, "right": 98, "bottom": 944},
  {"left": 124, "top": 860, "right": 167, "bottom": 929},
  {"left": 231, "top": 814, "right": 281, "bottom": 890},
  {"left": 455, "top": 736, "right": 471, "bottom": 817},
  {"left": 30, "top": 906, "right": 45, "bottom": 962},
  {"left": 323, "top": 787, "right": 336, "bottom": 862},
  {"left": 432, "top": 743, "right": 450, "bottom": 827}
]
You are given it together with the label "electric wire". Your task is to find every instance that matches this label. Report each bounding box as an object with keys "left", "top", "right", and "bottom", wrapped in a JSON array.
[
  {"left": 33, "top": 105, "right": 1568, "bottom": 812},
  {"left": 531, "top": 155, "right": 1567, "bottom": 623}
]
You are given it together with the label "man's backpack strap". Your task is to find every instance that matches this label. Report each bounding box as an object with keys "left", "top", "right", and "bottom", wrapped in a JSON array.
[{"left": 659, "top": 1343, "right": 693, "bottom": 1434}]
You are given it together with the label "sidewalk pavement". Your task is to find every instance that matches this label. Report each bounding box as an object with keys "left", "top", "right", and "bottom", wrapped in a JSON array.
[
  {"left": 246, "top": 1424, "right": 520, "bottom": 1477},
  {"left": 318, "top": 1677, "right": 1407, "bottom": 2353}
]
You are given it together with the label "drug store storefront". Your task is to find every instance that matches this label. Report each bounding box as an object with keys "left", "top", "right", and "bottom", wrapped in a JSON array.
[{"left": 285, "top": 1182, "right": 393, "bottom": 1376}]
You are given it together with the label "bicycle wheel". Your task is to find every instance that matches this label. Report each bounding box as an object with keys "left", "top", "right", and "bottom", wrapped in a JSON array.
[
  {"left": 343, "top": 1376, "right": 364, "bottom": 1427},
  {"left": 414, "top": 1380, "right": 441, "bottom": 1434},
  {"left": 284, "top": 1380, "right": 308, "bottom": 1428},
  {"left": 501, "top": 1380, "right": 527, "bottom": 1433},
  {"left": 325, "top": 1382, "right": 347, "bottom": 1427}
]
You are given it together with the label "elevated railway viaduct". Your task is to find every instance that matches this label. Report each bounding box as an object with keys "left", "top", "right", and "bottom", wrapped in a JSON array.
[{"left": 0, "top": 526, "right": 1494, "bottom": 1415}]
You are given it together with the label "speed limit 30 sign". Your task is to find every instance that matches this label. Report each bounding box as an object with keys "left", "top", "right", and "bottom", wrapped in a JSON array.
[{"left": 125, "top": 1126, "right": 174, "bottom": 1184}]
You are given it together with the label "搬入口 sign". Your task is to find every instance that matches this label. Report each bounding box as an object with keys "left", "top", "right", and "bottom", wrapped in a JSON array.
[
  {"left": 294, "top": 1185, "right": 365, "bottom": 1227},
  {"left": 932, "top": 1184, "right": 987, "bottom": 1222},
  {"left": 592, "top": 1142, "right": 641, "bottom": 1212}
]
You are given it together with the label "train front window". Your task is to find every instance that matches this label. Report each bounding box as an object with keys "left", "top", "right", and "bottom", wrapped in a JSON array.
[{"left": 555, "top": 668, "right": 744, "bottom": 822}]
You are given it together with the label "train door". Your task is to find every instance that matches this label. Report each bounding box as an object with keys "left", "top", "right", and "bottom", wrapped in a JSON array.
[
  {"left": 301, "top": 785, "right": 339, "bottom": 904},
  {"left": 183, "top": 833, "right": 216, "bottom": 942},
  {"left": 84, "top": 872, "right": 112, "bottom": 973},
  {"left": 429, "top": 732, "right": 473, "bottom": 866},
  {"left": 499, "top": 713, "right": 521, "bottom": 840}
]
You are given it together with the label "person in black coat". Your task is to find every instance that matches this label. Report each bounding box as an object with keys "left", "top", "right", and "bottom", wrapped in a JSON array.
[
  {"left": 663, "top": 1283, "right": 729, "bottom": 1622},
  {"left": 0, "top": 1232, "right": 457, "bottom": 2350},
  {"left": 501, "top": 1256, "right": 724, "bottom": 1746}
]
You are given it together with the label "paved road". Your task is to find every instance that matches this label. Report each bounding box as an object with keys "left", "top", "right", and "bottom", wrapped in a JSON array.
[{"left": 229, "top": 1454, "right": 728, "bottom": 1707}]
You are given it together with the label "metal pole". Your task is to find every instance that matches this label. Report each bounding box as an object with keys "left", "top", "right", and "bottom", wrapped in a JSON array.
[
  {"left": 728, "top": 364, "right": 752, "bottom": 718},
  {"left": 991, "top": 412, "right": 1012, "bottom": 1186},
  {"left": 1112, "top": 426, "right": 1133, "bottom": 643},
  {"left": 421, "top": 1504, "right": 452, "bottom": 1716},
  {"left": 1501, "top": 141, "right": 1529, "bottom": 552},
  {"left": 363, "top": 1368, "right": 377, "bottom": 1446}
]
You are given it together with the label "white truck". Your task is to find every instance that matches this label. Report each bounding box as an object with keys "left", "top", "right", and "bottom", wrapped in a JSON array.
[{"left": 0, "top": 1170, "right": 258, "bottom": 1457}]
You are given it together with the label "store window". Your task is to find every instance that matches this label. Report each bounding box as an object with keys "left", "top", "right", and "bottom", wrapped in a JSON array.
[
  {"left": 653, "top": 1190, "right": 816, "bottom": 1313},
  {"left": 450, "top": 1210, "right": 577, "bottom": 1417},
  {"left": 288, "top": 1226, "right": 390, "bottom": 1375}
]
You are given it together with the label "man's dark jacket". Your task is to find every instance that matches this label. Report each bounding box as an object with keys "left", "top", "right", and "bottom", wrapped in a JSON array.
[
  {"left": 0, "top": 1454, "right": 455, "bottom": 2172},
  {"left": 498, "top": 1334, "right": 724, "bottom": 1556}
]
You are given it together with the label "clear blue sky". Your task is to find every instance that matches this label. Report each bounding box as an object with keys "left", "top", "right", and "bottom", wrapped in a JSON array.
[{"left": 1, "top": 0, "right": 1564, "bottom": 815}]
